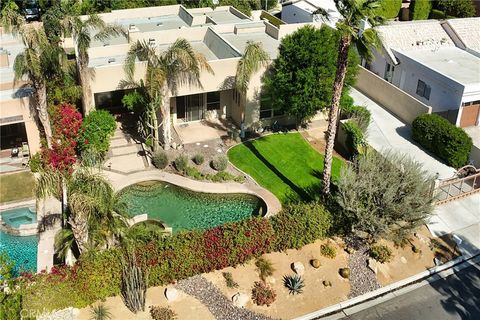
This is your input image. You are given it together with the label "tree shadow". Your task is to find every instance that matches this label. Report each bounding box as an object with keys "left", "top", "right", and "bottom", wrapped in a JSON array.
[{"left": 243, "top": 139, "right": 311, "bottom": 201}]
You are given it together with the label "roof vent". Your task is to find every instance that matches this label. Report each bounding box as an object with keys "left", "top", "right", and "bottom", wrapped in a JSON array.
[
  {"left": 108, "top": 58, "right": 116, "bottom": 63},
  {"left": 156, "top": 22, "right": 163, "bottom": 27},
  {"left": 103, "top": 42, "right": 109, "bottom": 46},
  {"left": 149, "top": 38, "right": 156, "bottom": 46},
  {"left": 129, "top": 24, "right": 136, "bottom": 29}
]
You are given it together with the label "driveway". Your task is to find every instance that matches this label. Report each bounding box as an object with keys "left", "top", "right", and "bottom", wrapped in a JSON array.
[
  {"left": 349, "top": 88, "right": 456, "bottom": 179},
  {"left": 350, "top": 88, "right": 480, "bottom": 253}
]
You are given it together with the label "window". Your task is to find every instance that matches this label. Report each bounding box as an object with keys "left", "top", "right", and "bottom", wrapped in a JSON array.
[
  {"left": 384, "top": 63, "right": 394, "bottom": 83},
  {"left": 259, "top": 95, "right": 283, "bottom": 119},
  {"left": 416, "top": 80, "right": 431, "bottom": 100},
  {"left": 206, "top": 91, "right": 220, "bottom": 110}
]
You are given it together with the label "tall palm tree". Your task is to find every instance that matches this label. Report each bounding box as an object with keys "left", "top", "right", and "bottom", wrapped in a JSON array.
[
  {"left": 13, "top": 26, "right": 61, "bottom": 148},
  {"left": 36, "top": 168, "right": 127, "bottom": 256},
  {"left": 320, "top": 0, "right": 384, "bottom": 195},
  {"left": 235, "top": 41, "right": 270, "bottom": 127},
  {"left": 123, "top": 38, "right": 213, "bottom": 150},
  {"left": 62, "top": 14, "right": 126, "bottom": 114}
]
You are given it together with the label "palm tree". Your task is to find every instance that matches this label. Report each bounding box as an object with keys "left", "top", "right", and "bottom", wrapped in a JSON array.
[
  {"left": 12, "top": 26, "right": 65, "bottom": 149},
  {"left": 62, "top": 14, "right": 126, "bottom": 114},
  {"left": 235, "top": 41, "right": 270, "bottom": 128},
  {"left": 320, "top": 0, "right": 384, "bottom": 195},
  {"left": 123, "top": 38, "right": 213, "bottom": 150},
  {"left": 37, "top": 168, "right": 128, "bottom": 256}
]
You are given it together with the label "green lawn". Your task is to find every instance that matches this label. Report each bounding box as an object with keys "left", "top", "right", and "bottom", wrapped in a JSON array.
[
  {"left": 0, "top": 171, "right": 35, "bottom": 203},
  {"left": 228, "top": 133, "right": 343, "bottom": 202}
]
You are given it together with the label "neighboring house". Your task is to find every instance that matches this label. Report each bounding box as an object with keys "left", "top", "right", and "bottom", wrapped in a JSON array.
[
  {"left": 366, "top": 19, "right": 480, "bottom": 128},
  {"left": 75, "top": 5, "right": 320, "bottom": 133},
  {"left": 0, "top": 30, "right": 41, "bottom": 155},
  {"left": 280, "top": 0, "right": 340, "bottom": 28}
]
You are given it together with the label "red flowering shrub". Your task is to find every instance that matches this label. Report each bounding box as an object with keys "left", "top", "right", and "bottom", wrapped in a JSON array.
[
  {"left": 251, "top": 281, "right": 276, "bottom": 306},
  {"left": 44, "top": 103, "right": 83, "bottom": 174}
]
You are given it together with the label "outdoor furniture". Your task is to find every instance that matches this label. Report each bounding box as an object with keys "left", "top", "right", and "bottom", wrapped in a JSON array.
[{"left": 22, "top": 142, "right": 30, "bottom": 158}]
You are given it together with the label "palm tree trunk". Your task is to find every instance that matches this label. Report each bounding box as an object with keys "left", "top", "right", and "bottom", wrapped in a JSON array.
[
  {"left": 68, "top": 212, "right": 89, "bottom": 254},
  {"left": 78, "top": 59, "right": 93, "bottom": 115},
  {"left": 322, "top": 35, "right": 352, "bottom": 195},
  {"left": 161, "top": 86, "right": 171, "bottom": 150},
  {"left": 35, "top": 83, "right": 53, "bottom": 148}
]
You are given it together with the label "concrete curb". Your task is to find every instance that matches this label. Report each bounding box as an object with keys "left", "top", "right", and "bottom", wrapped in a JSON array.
[{"left": 294, "top": 250, "right": 480, "bottom": 320}]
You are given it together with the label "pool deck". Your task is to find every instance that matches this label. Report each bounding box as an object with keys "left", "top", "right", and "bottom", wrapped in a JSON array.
[{"left": 106, "top": 169, "right": 282, "bottom": 218}]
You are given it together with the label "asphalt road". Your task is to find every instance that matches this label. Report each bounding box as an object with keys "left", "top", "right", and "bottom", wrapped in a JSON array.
[{"left": 344, "top": 263, "right": 480, "bottom": 320}]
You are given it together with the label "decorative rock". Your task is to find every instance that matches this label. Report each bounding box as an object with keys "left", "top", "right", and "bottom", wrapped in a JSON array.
[
  {"left": 339, "top": 268, "right": 350, "bottom": 279},
  {"left": 165, "top": 287, "right": 178, "bottom": 301},
  {"left": 171, "top": 142, "right": 177, "bottom": 150},
  {"left": 322, "top": 280, "right": 332, "bottom": 287},
  {"left": 292, "top": 262, "right": 305, "bottom": 275},
  {"left": 367, "top": 258, "right": 378, "bottom": 274},
  {"left": 311, "top": 259, "right": 321, "bottom": 269},
  {"left": 434, "top": 256, "right": 442, "bottom": 266},
  {"left": 400, "top": 256, "right": 407, "bottom": 264},
  {"left": 345, "top": 247, "right": 356, "bottom": 254},
  {"left": 232, "top": 292, "right": 249, "bottom": 308}
]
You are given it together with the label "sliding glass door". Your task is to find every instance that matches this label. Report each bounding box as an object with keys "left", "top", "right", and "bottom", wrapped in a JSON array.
[{"left": 176, "top": 93, "right": 205, "bottom": 122}]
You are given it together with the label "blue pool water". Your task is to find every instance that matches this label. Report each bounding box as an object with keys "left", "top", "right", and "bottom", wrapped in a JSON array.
[
  {"left": 1, "top": 207, "right": 37, "bottom": 228},
  {"left": 0, "top": 230, "right": 37, "bottom": 275}
]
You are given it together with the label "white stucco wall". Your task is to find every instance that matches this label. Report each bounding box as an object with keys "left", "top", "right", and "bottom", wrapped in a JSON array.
[{"left": 281, "top": 3, "right": 314, "bottom": 24}]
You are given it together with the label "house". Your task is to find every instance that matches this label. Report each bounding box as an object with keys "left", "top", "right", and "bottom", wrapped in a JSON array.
[
  {"left": 366, "top": 19, "right": 480, "bottom": 128},
  {"left": 0, "top": 30, "right": 41, "bottom": 157},
  {"left": 280, "top": 0, "right": 340, "bottom": 28},
  {"left": 75, "top": 5, "right": 321, "bottom": 140}
]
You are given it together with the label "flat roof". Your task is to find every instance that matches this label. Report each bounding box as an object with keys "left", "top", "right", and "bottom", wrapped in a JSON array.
[
  {"left": 220, "top": 31, "right": 280, "bottom": 59},
  {"left": 206, "top": 10, "right": 246, "bottom": 24},
  {"left": 89, "top": 54, "right": 127, "bottom": 67},
  {"left": 395, "top": 47, "right": 480, "bottom": 86}
]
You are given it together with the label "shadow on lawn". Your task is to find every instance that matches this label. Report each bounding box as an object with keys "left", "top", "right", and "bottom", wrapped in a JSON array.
[{"left": 243, "top": 140, "right": 311, "bottom": 202}]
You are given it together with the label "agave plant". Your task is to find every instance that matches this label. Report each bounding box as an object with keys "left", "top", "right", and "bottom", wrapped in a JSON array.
[
  {"left": 90, "top": 303, "right": 112, "bottom": 320},
  {"left": 283, "top": 274, "right": 305, "bottom": 295}
]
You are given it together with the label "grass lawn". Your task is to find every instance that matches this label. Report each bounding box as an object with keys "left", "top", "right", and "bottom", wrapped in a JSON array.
[
  {"left": 228, "top": 133, "right": 343, "bottom": 202},
  {"left": 0, "top": 171, "right": 35, "bottom": 203}
]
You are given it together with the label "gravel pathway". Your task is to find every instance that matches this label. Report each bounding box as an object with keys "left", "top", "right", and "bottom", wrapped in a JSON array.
[
  {"left": 346, "top": 237, "right": 381, "bottom": 298},
  {"left": 175, "top": 275, "right": 273, "bottom": 320}
]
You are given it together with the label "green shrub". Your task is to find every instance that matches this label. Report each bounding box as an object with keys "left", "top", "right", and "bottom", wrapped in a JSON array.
[
  {"left": 211, "top": 155, "right": 228, "bottom": 171},
  {"left": 412, "top": 114, "right": 472, "bottom": 168},
  {"left": 271, "top": 202, "right": 332, "bottom": 251},
  {"left": 78, "top": 110, "right": 116, "bottom": 156},
  {"left": 370, "top": 245, "right": 393, "bottom": 263},
  {"left": 374, "top": 0, "right": 401, "bottom": 19},
  {"left": 320, "top": 242, "right": 337, "bottom": 259},
  {"left": 28, "top": 152, "right": 43, "bottom": 173},
  {"left": 90, "top": 303, "right": 112, "bottom": 320},
  {"left": 429, "top": 9, "right": 447, "bottom": 19},
  {"left": 209, "top": 171, "right": 236, "bottom": 182},
  {"left": 343, "top": 120, "right": 366, "bottom": 156},
  {"left": 255, "top": 257, "right": 275, "bottom": 281},
  {"left": 348, "top": 106, "right": 371, "bottom": 132},
  {"left": 192, "top": 154, "right": 205, "bottom": 165},
  {"left": 410, "top": 0, "right": 432, "bottom": 20},
  {"left": 149, "top": 306, "right": 177, "bottom": 320},
  {"left": 251, "top": 281, "right": 276, "bottom": 307},
  {"left": 174, "top": 154, "right": 189, "bottom": 172},
  {"left": 435, "top": 0, "right": 475, "bottom": 18},
  {"left": 152, "top": 151, "right": 169, "bottom": 169},
  {"left": 185, "top": 166, "right": 204, "bottom": 180},
  {"left": 340, "top": 94, "right": 354, "bottom": 113},
  {"left": 222, "top": 272, "right": 239, "bottom": 288}
]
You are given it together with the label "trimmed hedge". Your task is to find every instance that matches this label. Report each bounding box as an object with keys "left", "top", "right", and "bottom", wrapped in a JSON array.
[
  {"left": 410, "top": 0, "right": 432, "bottom": 20},
  {"left": 21, "top": 204, "right": 334, "bottom": 313},
  {"left": 412, "top": 114, "right": 472, "bottom": 168},
  {"left": 374, "top": 0, "right": 402, "bottom": 19}
]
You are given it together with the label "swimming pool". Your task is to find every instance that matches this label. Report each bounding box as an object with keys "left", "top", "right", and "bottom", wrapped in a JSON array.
[
  {"left": 119, "top": 181, "right": 265, "bottom": 232},
  {"left": 1, "top": 206, "right": 37, "bottom": 228},
  {"left": 0, "top": 230, "right": 37, "bottom": 275}
]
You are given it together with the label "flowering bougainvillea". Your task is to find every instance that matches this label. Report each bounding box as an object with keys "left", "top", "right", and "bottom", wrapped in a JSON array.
[{"left": 44, "top": 103, "right": 83, "bottom": 174}]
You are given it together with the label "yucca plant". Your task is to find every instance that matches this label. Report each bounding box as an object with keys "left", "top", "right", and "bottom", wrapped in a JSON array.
[
  {"left": 90, "top": 303, "right": 112, "bottom": 320},
  {"left": 283, "top": 274, "right": 305, "bottom": 295}
]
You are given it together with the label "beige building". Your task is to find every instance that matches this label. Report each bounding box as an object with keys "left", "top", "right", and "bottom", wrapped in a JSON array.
[
  {"left": 0, "top": 30, "right": 41, "bottom": 156},
  {"left": 78, "top": 5, "right": 320, "bottom": 141}
]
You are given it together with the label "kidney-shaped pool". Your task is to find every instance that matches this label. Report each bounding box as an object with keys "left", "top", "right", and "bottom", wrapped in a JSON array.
[{"left": 118, "top": 181, "right": 266, "bottom": 232}]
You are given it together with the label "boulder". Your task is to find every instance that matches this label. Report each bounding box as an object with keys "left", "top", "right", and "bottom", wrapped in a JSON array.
[
  {"left": 367, "top": 258, "right": 378, "bottom": 274},
  {"left": 339, "top": 268, "right": 350, "bottom": 279},
  {"left": 400, "top": 256, "right": 407, "bottom": 264},
  {"left": 266, "top": 276, "right": 276, "bottom": 285},
  {"left": 311, "top": 259, "right": 321, "bottom": 269},
  {"left": 292, "top": 262, "right": 305, "bottom": 275},
  {"left": 165, "top": 287, "right": 178, "bottom": 301},
  {"left": 232, "top": 292, "right": 249, "bottom": 308},
  {"left": 322, "top": 280, "right": 332, "bottom": 287},
  {"left": 171, "top": 142, "right": 177, "bottom": 150}
]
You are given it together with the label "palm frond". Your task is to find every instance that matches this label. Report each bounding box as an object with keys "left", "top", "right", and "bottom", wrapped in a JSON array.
[
  {"left": 0, "top": 1, "right": 24, "bottom": 35},
  {"left": 54, "top": 228, "right": 75, "bottom": 259},
  {"left": 235, "top": 41, "right": 269, "bottom": 93},
  {"left": 93, "top": 24, "right": 127, "bottom": 42},
  {"left": 35, "top": 170, "right": 61, "bottom": 200}
]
